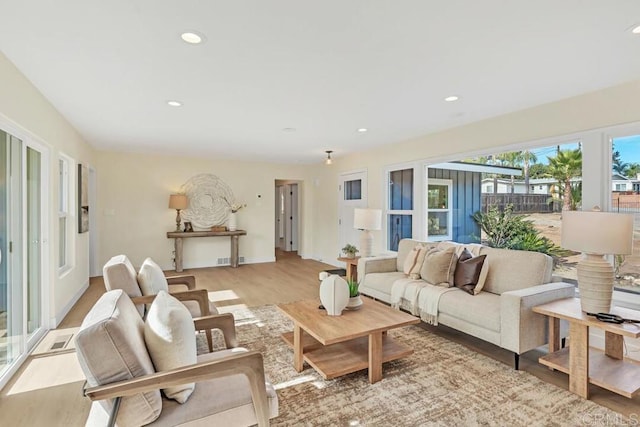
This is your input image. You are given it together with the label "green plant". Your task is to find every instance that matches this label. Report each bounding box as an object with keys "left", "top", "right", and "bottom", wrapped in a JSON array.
[
  {"left": 472, "top": 204, "right": 569, "bottom": 259},
  {"left": 346, "top": 277, "right": 360, "bottom": 297},
  {"left": 341, "top": 243, "right": 359, "bottom": 257}
]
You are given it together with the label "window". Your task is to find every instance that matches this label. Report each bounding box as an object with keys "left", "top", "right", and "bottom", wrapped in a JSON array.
[
  {"left": 426, "top": 179, "right": 452, "bottom": 241},
  {"left": 58, "top": 155, "right": 74, "bottom": 273},
  {"left": 615, "top": 183, "right": 626, "bottom": 191},
  {"left": 387, "top": 168, "right": 414, "bottom": 251},
  {"left": 485, "top": 185, "right": 493, "bottom": 193},
  {"left": 344, "top": 179, "right": 362, "bottom": 200}
]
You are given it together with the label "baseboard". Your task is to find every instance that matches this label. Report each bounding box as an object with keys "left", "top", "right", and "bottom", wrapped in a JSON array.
[
  {"left": 51, "top": 279, "right": 90, "bottom": 328},
  {"left": 180, "top": 256, "right": 276, "bottom": 270}
]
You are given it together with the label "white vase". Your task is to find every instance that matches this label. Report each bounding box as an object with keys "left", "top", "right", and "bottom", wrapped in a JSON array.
[
  {"left": 319, "top": 275, "right": 349, "bottom": 316},
  {"left": 227, "top": 212, "right": 237, "bottom": 231}
]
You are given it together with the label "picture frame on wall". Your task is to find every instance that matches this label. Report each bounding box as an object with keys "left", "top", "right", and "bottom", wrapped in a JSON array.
[{"left": 78, "top": 163, "right": 89, "bottom": 233}]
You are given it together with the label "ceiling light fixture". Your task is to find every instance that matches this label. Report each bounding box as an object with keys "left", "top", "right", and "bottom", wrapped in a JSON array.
[
  {"left": 180, "top": 31, "right": 205, "bottom": 44},
  {"left": 357, "top": 128, "right": 368, "bottom": 133},
  {"left": 167, "top": 100, "right": 183, "bottom": 107},
  {"left": 444, "top": 95, "right": 459, "bottom": 102},
  {"left": 282, "top": 127, "right": 296, "bottom": 132},
  {"left": 325, "top": 150, "right": 333, "bottom": 165},
  {"left": 632, "top": 24, "right": 640, "bottom": 34}
]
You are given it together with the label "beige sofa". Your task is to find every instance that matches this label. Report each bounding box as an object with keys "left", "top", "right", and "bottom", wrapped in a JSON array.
[{"left": 358, "top": 239, "right": 575, "bottom": 369}]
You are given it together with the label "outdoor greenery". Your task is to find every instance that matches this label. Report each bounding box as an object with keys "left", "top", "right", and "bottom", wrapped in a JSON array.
[{"left": 472, "top": 204, "right": 569, "bottom": 258}]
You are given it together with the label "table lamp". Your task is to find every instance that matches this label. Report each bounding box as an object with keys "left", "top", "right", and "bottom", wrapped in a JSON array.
[
  {"left": 561, "top": 207, "right": 633, "bottom": 313},
  {"left": 168, "top": 194, "right": 188, "bottom": 231},
  {"left": 354, "top": 208, "right": 382, "bottom": 257}
]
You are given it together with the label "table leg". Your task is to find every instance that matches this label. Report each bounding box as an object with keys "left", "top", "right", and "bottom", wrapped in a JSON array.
[
  {"left": 293, "top": 324, "right": 304, "bottom": 372},
  {"left": 568, "top": 322, "right": 589, "bottom": 399},
  {"left": 548, "top": 316, "right": 560, "bottom": 353},
  {"left": 605, "top": 331, "right": 624, "bottom": 360},
  {"left": 346, "top": 264, "right": 354, "bottom": 281},
  {"left": 174, "top": 237, "right": 183, "bottom": 273},
  {"left": 230, "top": 235, "right": 240, "bottom": 268},
  {"left": 369, "top": 331, "right": 383, "bottom": 384}
]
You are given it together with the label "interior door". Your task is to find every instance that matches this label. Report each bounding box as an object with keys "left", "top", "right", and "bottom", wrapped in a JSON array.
[{"left": 338, "top": 171, "right": 367, "bottom": 256}]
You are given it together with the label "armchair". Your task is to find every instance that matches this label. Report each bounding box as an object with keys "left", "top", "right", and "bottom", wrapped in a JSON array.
[
  {"left": 77, "top": 289, "right": 278, "bottom": 426},
  {"left": 103, "top": 255, "right": 229, "bottom": 351}
]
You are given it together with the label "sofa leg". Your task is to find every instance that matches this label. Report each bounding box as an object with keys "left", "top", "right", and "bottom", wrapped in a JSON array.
[
  {"left": 514, "top": 353, "right": 520, "bottom": 370},
  {"left": 561, "top": 338, "right": 566, "bottom": 348}
]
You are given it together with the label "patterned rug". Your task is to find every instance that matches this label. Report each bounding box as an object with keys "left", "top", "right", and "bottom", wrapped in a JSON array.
[{"left": 202, "top": 305, "right": 628, "bottom": 426}]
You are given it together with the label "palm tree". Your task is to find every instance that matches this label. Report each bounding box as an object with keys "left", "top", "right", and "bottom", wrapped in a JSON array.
[
  {"left": 548, "top": 149, "right": 582, "bottom": 211},
  {"left": 521, "top": 150, "right": 538, "bottom": 194}
]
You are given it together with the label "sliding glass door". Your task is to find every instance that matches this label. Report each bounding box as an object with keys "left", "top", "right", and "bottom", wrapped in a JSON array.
[{"left": 0, "top": 128, "right": 46, "bottom": 381}]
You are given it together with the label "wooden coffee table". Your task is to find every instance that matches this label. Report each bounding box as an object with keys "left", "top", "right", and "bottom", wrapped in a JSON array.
[{"left": 277, "top": 297, "right": 419, "bottom": 383}]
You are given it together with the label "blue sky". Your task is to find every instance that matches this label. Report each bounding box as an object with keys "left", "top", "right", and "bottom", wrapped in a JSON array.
[{"left": 529, "top": 135, "right": 640, "bottom": 165}]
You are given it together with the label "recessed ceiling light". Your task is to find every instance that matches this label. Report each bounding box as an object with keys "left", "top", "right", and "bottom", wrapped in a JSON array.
[
  {"left": 180, "top": 31, "right": 205, "bottom": 44},
  {"left": 632, "top": 25, "right": 640, "bottom": 34},
  {"left": 282, "top": 127, "right": 296, "bottom": 132},
  {"left": 444, "top": 96, "right": 459, "bottom": 102},
  {"left": 357, "top": 128, "right": 368, "bottom": 133},
  {"left": 167, "top": 100, "right": 183, "bottom": 107}
]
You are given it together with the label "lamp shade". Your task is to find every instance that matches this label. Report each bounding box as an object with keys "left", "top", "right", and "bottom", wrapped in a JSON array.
[
  {"left": 354, "top": 208, "right": 382, "bottom": 231},
  {"left": 561, "top": 210, "right": 633, "bottom": 255},
  {"left": 168, "top": 194, "right": 188, "bottom": 210}
]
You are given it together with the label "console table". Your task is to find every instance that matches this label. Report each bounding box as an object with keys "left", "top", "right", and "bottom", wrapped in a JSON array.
[
  {"left": 533, "top": 298, "right": 640, "bottom": 399},
  {"left": 166, "top": 230, "right": 247, "bottom": 272}
]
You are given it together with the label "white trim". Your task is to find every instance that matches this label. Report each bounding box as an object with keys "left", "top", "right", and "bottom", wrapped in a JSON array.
[
  {"left": 425, "top": 178, "right": 453, "bottom": 242},
  {"left": 178, "top": 256, "right": 276, "bottom": 270},
  {"left": 383, "top": 163, "right": 420, "bottom": 251},
  {"left": 429, "top": 162, "right": 522, "bottom": 176}
]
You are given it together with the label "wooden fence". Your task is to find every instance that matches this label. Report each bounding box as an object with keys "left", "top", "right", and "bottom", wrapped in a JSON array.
[{"left": 481, "top": 194, "right": 561, "bottom": 213}]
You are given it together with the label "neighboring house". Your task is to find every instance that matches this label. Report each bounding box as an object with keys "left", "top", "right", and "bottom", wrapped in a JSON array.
[
  {"left": 427, "top": 162, "right": 521, "bottom": 243},
  {"left": 612, "top": 173, "right": 633, "bottom": 192}
]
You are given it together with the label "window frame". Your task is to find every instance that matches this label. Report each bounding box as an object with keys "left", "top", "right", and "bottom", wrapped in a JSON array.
[
  {"left": 384, "top": 163, "right": 420, "bottom": 252},
  {"left": 425, "top": 178, "right": 453, "bottom": 242},
  {"left": 58, "top": 153, "right": 75, "bottom": 275}
]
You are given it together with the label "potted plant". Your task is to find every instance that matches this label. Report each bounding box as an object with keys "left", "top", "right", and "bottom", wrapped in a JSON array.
[
  {"left": 345, "top": 277, "right": 363, "bottom": 310},
  {"left": 341, "top": 243, "right": 359, "bottom": 259}
]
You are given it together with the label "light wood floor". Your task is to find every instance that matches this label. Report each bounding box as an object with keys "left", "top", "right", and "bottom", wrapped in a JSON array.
[{"left": 1, "top": 250, "right": 638, "bottom": 426}]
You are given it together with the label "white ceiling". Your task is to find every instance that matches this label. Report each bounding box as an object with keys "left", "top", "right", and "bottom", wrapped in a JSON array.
[{"left": 1, "top": 1, "right": 640, "bottom": 164}]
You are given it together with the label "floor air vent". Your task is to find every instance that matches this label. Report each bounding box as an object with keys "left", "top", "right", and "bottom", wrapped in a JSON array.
[{"left": 49, "top": 334, "right": 73, "bottom": 351}]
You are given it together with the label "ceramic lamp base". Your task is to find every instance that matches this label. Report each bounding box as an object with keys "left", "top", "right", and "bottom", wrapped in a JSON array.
[{"left": 577, "top": 253, "right": 614, "bottom": 313}]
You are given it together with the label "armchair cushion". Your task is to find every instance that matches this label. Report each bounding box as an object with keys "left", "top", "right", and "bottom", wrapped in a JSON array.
[
  {"left": 76, "top": 289, "right": 162, "bottom": 426},
  {"left": 138, "top": 257, "right": 170, "bottom": 296},
  {"left": 103, "top": 255, "right": 144, "bottom": 316},
  {"left": 144, "top": 291, "right": 197, "bottom": 403},
  {"left": 150, "top": 349, "right": 279, "bottom": 426}
]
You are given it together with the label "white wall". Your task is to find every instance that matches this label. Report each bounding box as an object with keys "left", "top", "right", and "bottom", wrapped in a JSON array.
[
  {"left": 307, "top": 79, "right": 640, "bottom": 264},
  {"left": 0, "top": 52, "right": 95, "bottom": 325},
  {"left": 95, "top": 151, "right": 313, "bottom": 270}
]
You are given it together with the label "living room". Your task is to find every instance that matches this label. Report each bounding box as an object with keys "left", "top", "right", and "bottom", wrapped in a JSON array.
[{"left": 2, "top": 2, "right": 640, "bottom": 425}]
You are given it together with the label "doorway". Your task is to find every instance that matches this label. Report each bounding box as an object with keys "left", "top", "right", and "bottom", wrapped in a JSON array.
[
  {"left": 275, "top": 180, "right": 301, "bottom": 257},
  {"left": 0, "top": 126, "right": 48, "bottom": 387},
  {"left": 338, "top": 170, "right": 368, "bottom": 255}
]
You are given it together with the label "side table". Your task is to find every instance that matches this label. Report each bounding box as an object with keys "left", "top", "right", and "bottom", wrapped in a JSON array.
[
  {"left": 533, "top": 298, "right": 640, "bottom": 399},
  {"left": 337, "top": 256, "right": 360, "bottom": 281}
]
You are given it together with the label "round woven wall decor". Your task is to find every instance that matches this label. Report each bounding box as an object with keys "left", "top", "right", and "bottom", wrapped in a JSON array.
[{"left": 180, "top": 173, "right": 235, "bottom": 229}]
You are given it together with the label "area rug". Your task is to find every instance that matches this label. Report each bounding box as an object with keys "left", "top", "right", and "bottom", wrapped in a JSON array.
[{"left": 204, "top": 305, "right": 629, "bottom": 426}]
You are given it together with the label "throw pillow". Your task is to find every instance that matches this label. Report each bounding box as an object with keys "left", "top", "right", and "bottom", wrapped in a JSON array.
[
  {"left": 454, "top": 248, "right": 488, "bottom": 295},
  {"left": 137, "top": 258, "right": 170, "bottom": 296},
  {"left": 144, "top": 291, "right": 197, "bottom": 403},
  {"left": 420, "top": 247, "right": 458, "bottom": 287},
  {"left": 403, "top": 245, "right": 427, "bottom": 279}
]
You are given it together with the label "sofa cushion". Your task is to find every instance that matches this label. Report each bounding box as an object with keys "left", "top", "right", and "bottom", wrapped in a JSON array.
[
  {"left": 479, "top": 246, "right": 552, "bottom": 295},
  {"left": 76, "top": 289, "right": 162, "bottom": 426},
  {"left": 144, "top": 291, "right": 197, "bottom": 403},
  {"left": 454, "top": 249, "right": 488, "bottom": 295},
  {"left": 403, "top": 245, "right": 427, "bottom": 279},
  {"left": 396, "top": 239, "right": 437, "bottom": 272},
  {"left": 138, "top": 257, "right": 170, "bottom": 296},
  {"left": 438, "top": 289, "right": 501, "bottom": 332},
  {"left": 420, "top": 247, "right": 457, "bottom": 287},
  {"left": 361, "top": 271, "right": 407, "bottom": 295}
]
